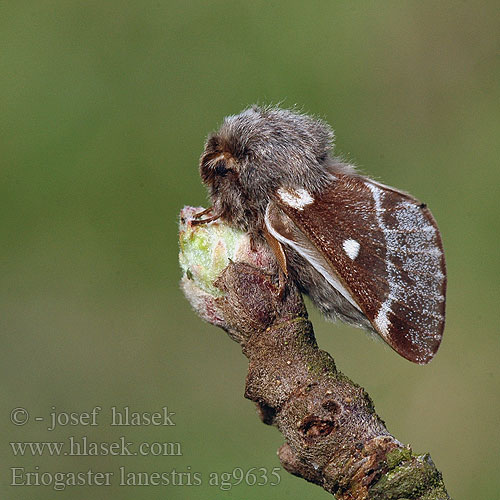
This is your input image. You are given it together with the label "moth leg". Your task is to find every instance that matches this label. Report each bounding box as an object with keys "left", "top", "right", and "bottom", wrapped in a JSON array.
[
  {"left": 263, "top": 228, "right": 288, "bottom": 276},
  {"left": 191, "top": 212, "right": 221, "bottom": 226},
  {"left": 263, "top": 228, "right": 288, "bottom": 298},
  {"left": 249, "top": 234, "right": 257, "bottom": 252},
  {"left": 277, "top": 268, "right": 287, "bottom": 299},
  {"left": 193, "top": 206, "right": 213, "bottom": 219}
]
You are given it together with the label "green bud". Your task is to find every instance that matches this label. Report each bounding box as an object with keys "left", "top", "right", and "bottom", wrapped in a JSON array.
[
  {"left": 179, "top": 206, "right": 246, "bottom": 297},
  {"left": 178, "top": 206, "right": 275, "bottom": 327}
]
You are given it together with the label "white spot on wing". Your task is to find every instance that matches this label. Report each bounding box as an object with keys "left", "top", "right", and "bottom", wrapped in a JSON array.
[
  {"left": 277, "top": 187, "right": 314, "bottom": 210},
  {"left": 343, "top": 239, "right": 360, "bottom": 260}
]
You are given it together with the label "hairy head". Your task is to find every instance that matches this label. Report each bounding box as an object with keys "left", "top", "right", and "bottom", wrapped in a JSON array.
[{"left": 199, "top": 106, "right": 336, "bottom": 230}]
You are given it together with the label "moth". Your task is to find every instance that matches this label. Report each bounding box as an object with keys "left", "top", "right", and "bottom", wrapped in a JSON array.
[{"left": 195, "top": 106, "right": 446, "bottom": 364}]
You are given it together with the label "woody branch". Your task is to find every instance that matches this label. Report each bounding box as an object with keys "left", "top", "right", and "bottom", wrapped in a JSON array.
[{"left": 179, "top": 208, "right": 451, "bottom": 499}]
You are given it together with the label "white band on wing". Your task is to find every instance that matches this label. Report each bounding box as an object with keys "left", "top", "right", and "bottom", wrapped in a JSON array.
[{"left": 264, "top": 203, "right": 362, "bottom": 313}]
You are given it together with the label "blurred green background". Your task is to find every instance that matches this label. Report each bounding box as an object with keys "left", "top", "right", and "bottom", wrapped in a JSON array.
[{"left": 1, "top": 1, "right": 499, "bottom": 498}]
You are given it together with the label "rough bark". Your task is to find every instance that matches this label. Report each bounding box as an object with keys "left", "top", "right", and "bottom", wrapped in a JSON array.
[{"left": 207, "top": 261, "right": 451, "bottom": 500}]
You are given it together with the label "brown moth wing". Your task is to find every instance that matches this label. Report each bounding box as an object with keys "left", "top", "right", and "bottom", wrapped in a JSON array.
[{"left": 266, "top": 174, "right": 446, "bottom": 364}]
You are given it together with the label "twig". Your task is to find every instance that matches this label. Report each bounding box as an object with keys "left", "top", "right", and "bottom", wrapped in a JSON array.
[{"left": 179, "top": 207, "right": 451, "bottom": 499}]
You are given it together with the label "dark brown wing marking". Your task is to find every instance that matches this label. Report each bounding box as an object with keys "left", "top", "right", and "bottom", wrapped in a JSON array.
[{"left": 267, "top": 174, "right": 446, "bottom": 364}]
